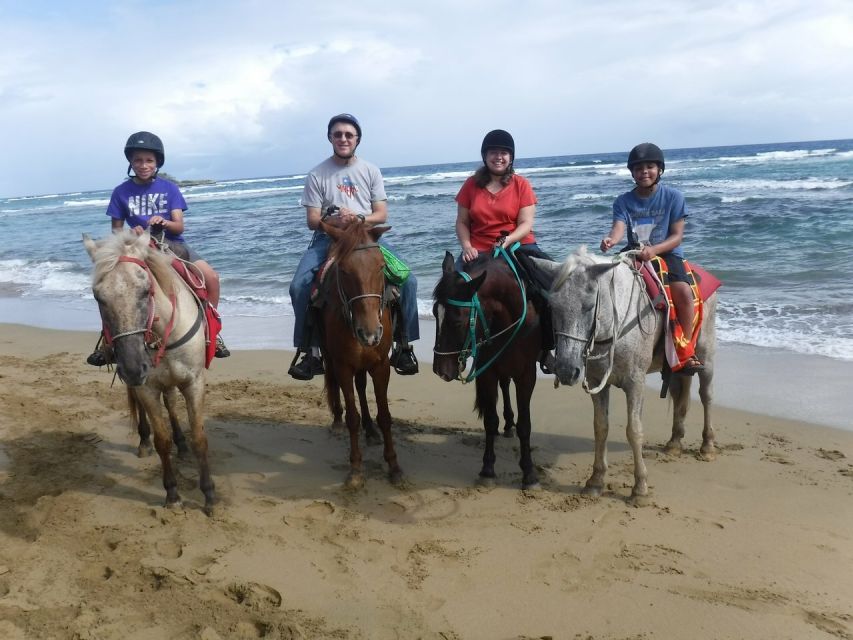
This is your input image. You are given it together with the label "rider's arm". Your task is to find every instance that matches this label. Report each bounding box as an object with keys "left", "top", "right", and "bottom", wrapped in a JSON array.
[
  {"left": 111, "top": 218, "right": 124, "bottom": 233},
  {"left": 149, "top": 209, "right": 185, "bottom": 235},
  {"left": 306, "top": 206, "right": 323, "bottom": 230},
  {"left": 601, "top": 220, "right": 626, "bottom": 252},
  {"left": 502, "top": 204, "right": 535, "bottom": 248},
  {"left": 456, "top": 204, "right": 478, "bottom": 262},
  {"left": 639, "top": 218, "right": 684, "bottom": 261},
  {"left": 338, "top": 199, "right": 387, "bottom": 226}
]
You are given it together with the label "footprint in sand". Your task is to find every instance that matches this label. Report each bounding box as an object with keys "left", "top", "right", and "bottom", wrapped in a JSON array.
[
  {"left": 154, "top": 539, "right": 183, "bottom": 559},
  {"left": 226, "top": 581, "right": 282, "bottom": 610},
  {"left": 816, "top": 448, "right": 846, "bottom": 461}
]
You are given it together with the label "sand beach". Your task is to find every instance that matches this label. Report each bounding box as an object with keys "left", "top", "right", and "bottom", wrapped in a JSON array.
[{"left": 0, "top": 323, "right": 852, "bottom": 639}]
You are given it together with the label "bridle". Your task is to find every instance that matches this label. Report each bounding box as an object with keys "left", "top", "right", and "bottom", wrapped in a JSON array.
[
  {"left": 434, "top": 244, "right": 527, "bottom": 383},
  {"left": 332, "top": 243, "right": 386, "bottom": 334},
  {"left": 554, "top": 255, "right": 654, "bottom": 394},
  {"left": 100, "top": 255, "right": 201, "bottom": 367}
]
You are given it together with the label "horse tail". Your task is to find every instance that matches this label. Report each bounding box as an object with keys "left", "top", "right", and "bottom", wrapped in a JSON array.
[{"left": 126, "top": 387, "right": 141, "bottom": 435}]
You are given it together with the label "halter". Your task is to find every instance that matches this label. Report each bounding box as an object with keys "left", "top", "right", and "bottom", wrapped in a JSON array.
[
  {"left": 333, "top": 242, "right": 386, "bottom": 334},
  {"left": 100, "top": 255, "right": 186, "bottom": 367},
  {"left": 554, "top": 254, "right": 654, "bottom": 394},
  {"left": 437, "top": 244, "right": 528, "bottom": 383}
]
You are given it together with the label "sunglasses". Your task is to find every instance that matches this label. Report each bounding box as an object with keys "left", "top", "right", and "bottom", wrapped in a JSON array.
[{"left": 331, "top": 131, "right": 358, "bottom": 140}]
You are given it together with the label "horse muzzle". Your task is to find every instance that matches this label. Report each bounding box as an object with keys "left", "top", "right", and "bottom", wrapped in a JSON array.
[{"left": 113, "top": 336, "right": 153, "bottom": 386}]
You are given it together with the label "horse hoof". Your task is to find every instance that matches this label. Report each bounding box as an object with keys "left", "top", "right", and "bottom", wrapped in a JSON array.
[
  {"left": 389, "top": 469, "right": 405, "bottom": 486},
  {"left": 176, "top": 444, "right": 192, "bottom": 461},
  {"left": 628, "top": 493, "right": 651, "bottom": 508},
  {"left": 581, "top": 485, "right": 602, "bottom": 498},
  {"left": 164, "top": 499, "right": 184, "bottom": 511},
  {"left": 345, "top": 473, "right": 365, "bottom": 491},
  {"left": 476, "top": 475, "right": 496, "bottom": 489},
  {"left": 699, "top": 447, "right": 717, "bottom": 462},
  {"left": 522, "top": 481, "right": 541, "bottom": 491},
  {"left": 663, "top": 441, "right": 683, "bottom": 456},
  {"left": 502, "top": 427, "right": 515, "bottom": 439},
  {"left": 137, "top": 444, "right": 154, "bottom": 458}
]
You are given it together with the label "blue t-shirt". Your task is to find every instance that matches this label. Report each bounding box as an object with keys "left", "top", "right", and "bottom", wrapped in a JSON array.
[
  {"left": 106, "top": 177, "right": 188, "bottom": 242},
  {"left": 612, "top": 183, "right": 686, "bottom": 257}
]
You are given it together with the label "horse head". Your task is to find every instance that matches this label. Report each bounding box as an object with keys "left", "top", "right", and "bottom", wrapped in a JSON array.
[
  {"left": 431, "top": 251, "right": 488, "bottom": 382},
  {"left": 319, "top": 219, "right": 390, "bottom": 347},
  {"left": 532, "top": 246, "right": 618, "bottom": 387},
  {"left": 83, "top": 230, "right": 159, "bottom": 386}
]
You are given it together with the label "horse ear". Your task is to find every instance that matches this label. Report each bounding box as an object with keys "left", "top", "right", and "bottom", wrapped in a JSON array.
[
  {"left": 528, "top": 256, "right": 560, "bottom": 280},
  {"left": 588, "top": 262, "right": 619, "bottom": 279},
  {"left": 442, "top": 251, "right": 455, "bottom": 274},
  {"left": 369, "top": 225, "right": 391, "bottom": 241},
  {"left": 464, "top": 271, "right": 487, "bottom": 295},
  {"left": 82, "top": 233, "right": 101, "bottom": 260}
]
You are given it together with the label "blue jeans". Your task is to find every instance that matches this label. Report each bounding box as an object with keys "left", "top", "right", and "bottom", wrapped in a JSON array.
[{"left": 289, "top": 233, "right": 420, "bottom": 348}]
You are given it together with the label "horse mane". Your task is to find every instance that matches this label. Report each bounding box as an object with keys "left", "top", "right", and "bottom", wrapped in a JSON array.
[
  {"left": 552, "top": 245, "right": 610, "bottom": 290},
  {"left": 91, "top": 230, "right": 177, "bottom": 298},
  {"left": 327, "top": 220, "right": 372, "bottom": 263}
]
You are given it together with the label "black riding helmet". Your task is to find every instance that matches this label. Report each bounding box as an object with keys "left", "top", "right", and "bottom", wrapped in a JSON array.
[
  {"left": 627, "top": 142, "right": 665, "bottom": 173},
  {"left": 480, "top": 129, "right": 515, "bottom": 163},
  {"left": 327, "top": 113, "right": 362, "bottom": 140},
  {"left": 124, "top": 131, "right": 165, "bottom": 168}
]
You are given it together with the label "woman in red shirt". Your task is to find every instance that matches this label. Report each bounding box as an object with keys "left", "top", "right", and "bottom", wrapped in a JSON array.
[{"left": 455, "top": 129, "right": 545, "bottom": 264}]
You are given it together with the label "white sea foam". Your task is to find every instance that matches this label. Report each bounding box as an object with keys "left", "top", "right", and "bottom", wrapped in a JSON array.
[{"left": 0, "top": 259, "right": 90, "bottom": 294}]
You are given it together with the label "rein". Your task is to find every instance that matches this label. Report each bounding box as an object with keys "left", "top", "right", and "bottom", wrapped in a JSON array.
[{"left": 439, "top": 244, "right": 528, "bottom": 383}]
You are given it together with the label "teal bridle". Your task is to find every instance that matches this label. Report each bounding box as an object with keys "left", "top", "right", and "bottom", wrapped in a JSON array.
[{"left": 440, "top": 243, "right": 528, "bottom": 383}]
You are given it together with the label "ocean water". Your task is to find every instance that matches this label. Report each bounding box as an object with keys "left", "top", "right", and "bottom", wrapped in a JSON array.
[{"left": 2, "top": 138, "right": 852, "bottom": 363}]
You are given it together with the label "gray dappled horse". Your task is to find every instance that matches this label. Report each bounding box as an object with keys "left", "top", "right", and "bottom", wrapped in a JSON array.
[
  {"left": 532, "top": 246, "right": 717, "bottom": 504},
  {"left": 83, "top": 230, "right": 215, "bottom": 515}
]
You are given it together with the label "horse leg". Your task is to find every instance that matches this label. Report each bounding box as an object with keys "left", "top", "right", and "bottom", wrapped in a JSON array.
[
  {"left": 583, "top": 386, "right": 611, "bottom": 497},
  {"left": 371, "top": 364, "right": 403, "bottom": 485},
  {"left": 182, "top": 378, "right": 215, "bottom": 515},
  {"left": 135, "top": 388, "right": 181, "bottom": 508},
  {"left": 476, "top": 377, "right": 500, "bottom": 486},
  {"left": 514, "top": 374, "right": 540, "bottom": 490},
  {"left": 136, "top": 406, "right": 154, "bottom": 458},
  {"left": 697, "top": 364, "right": 716, "bottom": 461},
  {"left": 325, "top": 367, "right": 345, "bottom": 433},
  {"left": 356, "top": 370, "right": 381, "bottom": 446},
  {"left": 500, "top": 377, "right": 515, "bottom": 439},
  {"left": 164, "top": 387, "right": 191, "bottom": 460},
  {"left": 664, "top": 375, "right": 689, "bottom": 456},
  {"left": 338, "top": 371, "right": 365, "bottom": 490},
  {"left": 624, "top": 382, "right": 649, "bottom": 505}
]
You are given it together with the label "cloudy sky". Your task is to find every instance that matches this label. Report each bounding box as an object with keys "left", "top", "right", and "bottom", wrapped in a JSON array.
[{"left": 2, "top": 0, "right": 851, "bottom": 197}]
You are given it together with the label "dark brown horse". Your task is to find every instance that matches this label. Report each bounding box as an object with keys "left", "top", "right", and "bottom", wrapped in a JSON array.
[
  {"left": 318, "top": 219, "right": 403, "bottom": 489},
  {"left": 432, "top": 251, "right": 541, "bottom": 489}
]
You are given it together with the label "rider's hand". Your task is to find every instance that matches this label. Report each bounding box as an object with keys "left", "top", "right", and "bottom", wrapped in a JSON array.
[
  {"left": 638, "top": 245, "right": 657, "bottom": 261},
  {"left": 462, "top": 246, "right": 479, "bottom": 263},
  {"left": 338, "top": 207, "right": 361, "bottom": 223},
  {"left": 600, "top": 237, "right": 614, "bottom": 253}
]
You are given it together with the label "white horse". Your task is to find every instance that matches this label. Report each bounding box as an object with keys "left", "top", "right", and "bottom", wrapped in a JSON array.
[
  {"left": 532, "top": 246, "right": 717, "bottom": 504},
  {"left": 83, "top": 230, "right": 215, "bottom": 514}
]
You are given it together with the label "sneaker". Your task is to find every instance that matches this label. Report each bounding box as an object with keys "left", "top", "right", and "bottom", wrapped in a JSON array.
[
  {"left": 215, "top": 335, "right": 231, "bottom": 358},
  {"left": 390, "top": 345, "right": 418, "bottom": 375},
  {"left": 288, "top": 353, "right": 325, "bottom": 381},
  {"left": 86, "top": 350, "right": 108, "bottom": 367}
]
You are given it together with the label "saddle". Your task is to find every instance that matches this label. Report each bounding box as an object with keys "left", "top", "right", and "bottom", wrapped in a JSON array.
[
  {"left": 169, "top": 257, "right": 221, "bottom": 369},
  {"left": 637, "top": 257, "right": 721, "bottom": 375}
]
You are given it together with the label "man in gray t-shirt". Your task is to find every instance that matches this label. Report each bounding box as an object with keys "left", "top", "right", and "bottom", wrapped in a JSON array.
[{"left": 287, "top": 113, "right": 420, "bottom": 380}]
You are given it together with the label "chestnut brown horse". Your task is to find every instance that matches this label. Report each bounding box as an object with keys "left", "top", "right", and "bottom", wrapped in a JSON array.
[
  {"left": 432, "top": 250, "right": 541, "bottom": 490},
  {"left": 83, "top": 230, "right": 215, "bottom": 514},
  {"left": 318, "top": 219, "right": 403, "bottom": 489}
]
